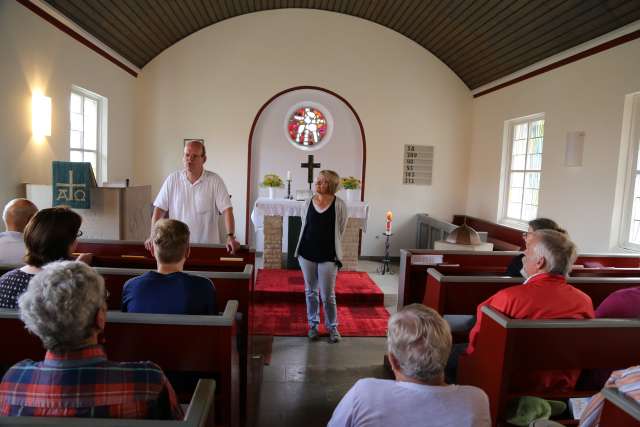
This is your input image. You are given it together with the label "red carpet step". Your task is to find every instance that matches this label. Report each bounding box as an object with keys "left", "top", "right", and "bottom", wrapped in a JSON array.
[
  {"left": 252, "top": 269, "right": 390, "bottom": 337},
  {"left": 254, "top": 269, "right": 384, "bottom": 305}
]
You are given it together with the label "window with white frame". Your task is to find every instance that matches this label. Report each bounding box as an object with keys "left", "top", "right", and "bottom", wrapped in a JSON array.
[
  {"left": 620, "top": 93, "right": 640, "bottom": 250},
  {"left": 69, "top": 86, "right": 107, "bottom": 183},
  {"left": 500, "top": 115, "right": 545, "bottom": 225}
]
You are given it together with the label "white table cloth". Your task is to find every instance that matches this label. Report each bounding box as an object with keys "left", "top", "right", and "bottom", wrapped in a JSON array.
[{"left": 251, "top": 198, "right": 370, "bottom": 231}]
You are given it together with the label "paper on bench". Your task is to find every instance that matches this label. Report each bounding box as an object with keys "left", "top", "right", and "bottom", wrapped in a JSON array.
[
  {"left": 411, "top": 255, "right": 444, "bottom": 265},
  {"left": 569, "top": 397, "right": 590, "bottom": 420}
]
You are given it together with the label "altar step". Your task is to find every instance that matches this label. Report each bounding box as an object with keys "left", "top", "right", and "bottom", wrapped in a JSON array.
[{"left": 252, "top": 269, "right": 389, "bottom": 336}]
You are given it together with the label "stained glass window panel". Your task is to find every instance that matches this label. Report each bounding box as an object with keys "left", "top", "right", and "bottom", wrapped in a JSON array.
[
  {"left": 70, "top": 130, "right": 82, "bottom": 149},
  {"left": 70, "top": 150, "right": 83, "bottom": 162},
  {"left": 83, "top": 98, "right": 97, "bottom": 150},
  {"left": 70, "top": 93, "right": 82, "bottom": 114},
  {"left": 287, "top": 107, "right": 328, "bottom": 147}
]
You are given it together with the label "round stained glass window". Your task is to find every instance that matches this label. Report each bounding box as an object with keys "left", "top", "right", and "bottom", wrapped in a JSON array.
[{"left": 285, "top": 103, "right": 332, "bottom": 151}]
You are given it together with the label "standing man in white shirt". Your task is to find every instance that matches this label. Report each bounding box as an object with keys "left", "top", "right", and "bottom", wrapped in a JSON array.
[
  {"left": 0, "top": 199, "right": 38, "bottom": 265},
  {"left": 145, "top": 140, "right": 240, "bottom": 254}
]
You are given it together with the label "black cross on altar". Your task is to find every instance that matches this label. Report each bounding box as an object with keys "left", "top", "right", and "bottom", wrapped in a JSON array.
[{"left": 301, "top": 155, "right": 321, "bottom": 189}]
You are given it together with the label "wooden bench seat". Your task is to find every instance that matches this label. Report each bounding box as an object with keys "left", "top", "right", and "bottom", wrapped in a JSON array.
[
  {"left": 457, "top": 306, "right": 640, "bottom": 426},
  {"left": 0, "top": 301, "right": 240, "bottom": 427},
  {"left": 0, "top": 379, "right": 216, "bottom": 427}
]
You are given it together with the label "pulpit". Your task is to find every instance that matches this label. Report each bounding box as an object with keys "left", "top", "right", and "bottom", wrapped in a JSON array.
[
  {"left": 25, "top": 184, "right": 151, "bottom": 240},
  {"left": 251, "top": 198, "right": 369, "bottom": 271}
]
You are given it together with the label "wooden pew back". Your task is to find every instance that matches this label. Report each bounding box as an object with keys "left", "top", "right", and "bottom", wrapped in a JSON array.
[
  {"left": 424, "top": 268, "right": 640, "bottom": 315},
  {"left": 0, "top": 379, "right": 216, "bottom": 426},
  {"left": 0, "top": 303, "right": 240, "bottom": 427},
  {"left": 458, "top": 306, "right": 640, "bottom": 426},
  {"left": 75, "top": 239, "right": 255, "bottom": 272},
  {"left": 601, "top": 387, "right": 640, "bottom": 427},
  {"left": 398, "top": 249, "right": 640, "bottom": 310}
]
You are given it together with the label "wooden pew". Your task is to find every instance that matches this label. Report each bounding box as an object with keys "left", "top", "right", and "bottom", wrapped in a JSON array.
[
  {"left": 600, "top": 387, "right": 640, "bottom": 427},
  {"left": 0, "top": 301, "right": 240, "bottom": 427},
  {"left": 424, "top": 268, "right": 640, "bottom": 315},
  {"left": 457, "top": 306, "right": 640, "bottom": 426},
  {"left": 75, "top": 239, "right": 255, "bottom": 273},
  {"left": 95, "top": 265, "right": 252, "bottom": 426},
  {"left": 0, "top": 379, "right": 216, "bottom": 426},
  {"left": 398, "top": 249, "right": 640, "bottom": 310}
]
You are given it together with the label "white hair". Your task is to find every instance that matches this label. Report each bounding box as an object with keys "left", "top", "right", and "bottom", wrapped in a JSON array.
[
  {"left": 387, "top": 304, "right": 452, "bottom": 382},
  {"left": 531, "top": 229, "right": 577, "bottom": 276},
  {"left": 18, "top": 261, "right": 105, "bottom": 352}
]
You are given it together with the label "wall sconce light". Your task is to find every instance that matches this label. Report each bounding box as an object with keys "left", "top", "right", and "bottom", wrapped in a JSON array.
[
  {"left": 32, "top": 93, "right": 52, "bottom": 137},
  {"left": 565, "top": 131, "right": 585, "bottom": 167}
]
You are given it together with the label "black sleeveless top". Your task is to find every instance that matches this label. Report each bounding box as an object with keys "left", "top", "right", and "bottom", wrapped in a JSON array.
[{"left": 298, "top": 198, "right": 336, "bottom": 263}]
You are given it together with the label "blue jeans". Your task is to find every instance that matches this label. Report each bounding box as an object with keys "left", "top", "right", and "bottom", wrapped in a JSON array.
[{"left": 298, "top": 256, "right": 338, "bottom": 330}]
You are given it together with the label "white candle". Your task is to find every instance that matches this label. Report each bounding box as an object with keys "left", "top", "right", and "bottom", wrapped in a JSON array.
[{"left": 286, "top": 170, "right": 291, "bottom": 180}]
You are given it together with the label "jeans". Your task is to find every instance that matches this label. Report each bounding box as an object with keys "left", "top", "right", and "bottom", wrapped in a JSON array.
[{"left": 298, "top": 256, "right": 338, "bottom": 330}]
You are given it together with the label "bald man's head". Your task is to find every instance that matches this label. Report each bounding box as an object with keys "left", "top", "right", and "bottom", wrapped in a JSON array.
[{"left": 3, "top": 199, "right": 38, "bottom": 232}]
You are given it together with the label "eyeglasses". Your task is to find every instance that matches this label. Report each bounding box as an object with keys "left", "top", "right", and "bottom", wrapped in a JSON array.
[
  {"left": 76, "top": 230, "right": 83, "bottom": 238},
  {"left": 522, "top": 232, "right": 532, "bottom": 239}
]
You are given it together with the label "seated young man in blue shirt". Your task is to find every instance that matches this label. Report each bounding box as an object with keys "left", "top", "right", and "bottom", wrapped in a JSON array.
[{"left": 122, "top": 219, "right": 216, "bottom": 314}]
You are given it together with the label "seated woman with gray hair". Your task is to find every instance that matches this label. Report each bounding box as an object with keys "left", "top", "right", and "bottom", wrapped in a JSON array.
[
  {"left": 0, "top": 261, "right": 184, "bottom": 419},
  {"left": 328, "top": 304, "right": 490, "bottom": 427}
]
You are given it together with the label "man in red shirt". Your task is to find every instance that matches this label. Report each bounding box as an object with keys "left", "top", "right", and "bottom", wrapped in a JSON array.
[{"left": 465, "top": 229, "right": 594, "bottom": 391}]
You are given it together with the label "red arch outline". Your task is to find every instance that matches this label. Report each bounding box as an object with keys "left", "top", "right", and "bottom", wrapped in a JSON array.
[{"left": 244, "top": 86, "right": 367, "bottom": 242}]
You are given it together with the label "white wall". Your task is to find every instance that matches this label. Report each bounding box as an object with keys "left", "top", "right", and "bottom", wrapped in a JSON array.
[
  {"left": 0, "top": 1, "right": 136, "bottom": 228},
  {"left": 135, "top": 9, "right": 472, "bottom": 255},
  {"left": 466, "top": 39, "right": 640, "bottom": 252}
]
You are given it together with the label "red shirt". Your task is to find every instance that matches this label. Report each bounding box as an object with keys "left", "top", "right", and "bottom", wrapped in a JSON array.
[{"left": 466, "top": 272, "right": 595, "bottom": 391}]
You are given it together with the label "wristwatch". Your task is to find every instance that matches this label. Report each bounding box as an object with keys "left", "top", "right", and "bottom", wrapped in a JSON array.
[{"left": 227, "top": 233, "right": 235, "bottom": 239}]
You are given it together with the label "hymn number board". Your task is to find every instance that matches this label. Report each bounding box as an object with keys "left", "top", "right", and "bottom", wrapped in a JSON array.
[{"left": 403, "top": 145, "right": 433, "bottom": 185}]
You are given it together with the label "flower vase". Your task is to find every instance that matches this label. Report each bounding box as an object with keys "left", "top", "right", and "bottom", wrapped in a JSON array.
[
  {"left": 268, "top": 187, "right": 275, "bottom": 199},
  {"left": 346, "top": 189, "right": 359, "bottom": 201}
]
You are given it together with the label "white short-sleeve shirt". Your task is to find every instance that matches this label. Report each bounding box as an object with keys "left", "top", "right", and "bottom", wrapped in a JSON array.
[
  {"left": 328, "top": 378, "right": 491, "bottom": 427},
  {"left": 154, "top": 170, "right": 233, "bottom": 244},
  {"left": 0, "top": 232, "right": 26, "bottom": 265}
]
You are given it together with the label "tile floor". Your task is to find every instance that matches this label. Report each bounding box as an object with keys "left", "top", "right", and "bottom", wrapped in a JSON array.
[{"left": 253, "top": 257, "right": 398, "bottom": 427}]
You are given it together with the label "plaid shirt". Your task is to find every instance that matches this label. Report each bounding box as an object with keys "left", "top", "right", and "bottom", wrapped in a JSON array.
[{"left": 0, "top": 345, "right": 184, "bottom": 419}]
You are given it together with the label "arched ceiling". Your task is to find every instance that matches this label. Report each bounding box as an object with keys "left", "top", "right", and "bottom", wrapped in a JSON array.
[{"left": 43, "top": 0, "right": 640, "bottom": 89}]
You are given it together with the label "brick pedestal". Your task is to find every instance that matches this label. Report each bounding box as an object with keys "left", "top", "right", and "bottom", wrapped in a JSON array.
[
  {"left": 263, "top": 215, "right": 283, "bottom": 269},
  {"left": 340, "top": 218, "right": 363, "bottom": 271}
]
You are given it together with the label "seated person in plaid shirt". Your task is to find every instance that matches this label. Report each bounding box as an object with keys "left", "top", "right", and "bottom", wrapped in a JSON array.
[{"left": 0, "top": 261, "right": 184, "bottom": 419}]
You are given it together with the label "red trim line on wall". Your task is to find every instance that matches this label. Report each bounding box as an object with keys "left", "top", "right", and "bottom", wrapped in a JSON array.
[
  {"left": 474, "top": 29, "right": 640, "bottom": 98},
  {"left": 245, "top": 86, "right": 367, "bottom": 243},
  {"left": 16, "top": 0, "right": 138, "bottom": 78}
]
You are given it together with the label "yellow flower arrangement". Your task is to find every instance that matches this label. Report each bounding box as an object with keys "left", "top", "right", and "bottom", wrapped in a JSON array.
[
  {"left": 261, "top": 174, "right": 284, "bottom": 188},
  {"left": 341, "top": 176, "right": 361, "bottom": 190}
]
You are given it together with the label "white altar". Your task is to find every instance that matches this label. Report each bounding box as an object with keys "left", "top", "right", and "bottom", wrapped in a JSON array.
[{"left": 251, "top": 197, "right": 369, "bottom": 270}]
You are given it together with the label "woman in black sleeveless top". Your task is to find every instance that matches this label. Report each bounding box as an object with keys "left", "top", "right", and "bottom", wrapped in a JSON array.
[{"left": 294, "top": 170, "right": 348, "bottom": 343}]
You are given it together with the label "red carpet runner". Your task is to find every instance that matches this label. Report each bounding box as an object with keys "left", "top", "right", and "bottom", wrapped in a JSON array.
[{"left": 252, "top": 269, "right": 390, "bottom": 337}]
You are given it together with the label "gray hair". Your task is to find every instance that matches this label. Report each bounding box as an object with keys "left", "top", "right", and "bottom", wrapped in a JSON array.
[
  {"left": 387, "top": 304, "right": 452, "bottom": 382},
  {"left": 18, "top": 261, "right": 106, "bottom": 352},
  {"left": 531, "top": 229, "right": 577, "bottom": 276}
]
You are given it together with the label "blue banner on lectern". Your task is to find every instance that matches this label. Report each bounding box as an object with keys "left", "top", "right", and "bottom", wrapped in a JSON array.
[{"left": 52, "top": 161, "right": 96, "bottom": 209}]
